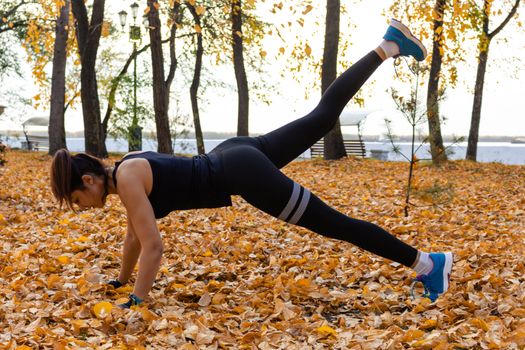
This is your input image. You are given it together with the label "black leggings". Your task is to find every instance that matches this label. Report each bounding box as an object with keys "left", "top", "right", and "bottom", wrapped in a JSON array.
[{"left": 210, "top": 51, "right": 418, "bottom": 267}]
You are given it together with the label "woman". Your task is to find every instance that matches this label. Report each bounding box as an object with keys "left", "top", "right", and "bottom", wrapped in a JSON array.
[{"left": 51, "top": 19, "right": 452, "bottom": 309}]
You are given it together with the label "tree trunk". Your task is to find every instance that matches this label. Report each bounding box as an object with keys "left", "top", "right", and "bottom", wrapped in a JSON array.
[
  {"left": 467, "top": 0, "right": 519, "bottom": 161},
  {"left": 426, "top": 0, "right": 447, "bottom": 164},
  {"left": 467, "top": 42, "right": 490, "bottom": 161},
  {"left": 148, "top": 0, "right": 173, "bottom": 154},
  {"left": 232, "top": 0, "right": 249, "bottom": 136},
  {"left": 48, "top": 0, "right": 69, "bottom": 155},
  {"left": 71, "top": 0, "right": 106, "bottom": 157},
  {"left": 322, "top": 0, "right": 345, "bottom": 160},
  {"left": 187, "top": 4, "right": 205, "bottom": 154}
]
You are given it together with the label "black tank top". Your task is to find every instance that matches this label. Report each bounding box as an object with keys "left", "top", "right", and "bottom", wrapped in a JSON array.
[{"left": 112, "top": 151, "right": 231, "bottom": 219}]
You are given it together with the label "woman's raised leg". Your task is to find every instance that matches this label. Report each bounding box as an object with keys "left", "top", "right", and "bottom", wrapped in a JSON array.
[
  {"left": 256, "top": 50, "right": 383, "bottom": 169},
  {"left": 256, "top": 19, "right": 428, "bottom": 169}
]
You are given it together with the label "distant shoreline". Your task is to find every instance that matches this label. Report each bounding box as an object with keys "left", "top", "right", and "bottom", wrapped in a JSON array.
[{"left": 1, "top": 130, "right": 523, "bottom": 143}]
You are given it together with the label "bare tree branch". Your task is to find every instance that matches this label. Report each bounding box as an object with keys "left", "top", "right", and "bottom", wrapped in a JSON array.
[
  {"left": 488, "top": 0, "right": 520, "bottom": 39},
  {"left": 102, "top": 39, "right": 164, "bottom": 130},
  {"left": 1, "top": 0, "right": 28, "bottom": 19},
  {"left": 165, "top": 3, "right": 181, "bottom": 90}
]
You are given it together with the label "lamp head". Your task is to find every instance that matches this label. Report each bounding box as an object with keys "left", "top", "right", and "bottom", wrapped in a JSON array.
[
  {"left": 130, "top": 2, "right": 139, "bottom": 20},
  {"left": 118, "top": 10, "right": 128, "bottom": 29}
]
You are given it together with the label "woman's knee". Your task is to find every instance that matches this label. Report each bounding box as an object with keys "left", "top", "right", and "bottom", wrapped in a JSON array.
[{"left": 308, "top": 104, "right": 339, "bottom": 132}]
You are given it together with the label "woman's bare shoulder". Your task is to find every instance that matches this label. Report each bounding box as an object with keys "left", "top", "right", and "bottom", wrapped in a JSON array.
[
  {"left": 121, "top": 150, "right": 150, "bottom": 159},
  {"left": 115, "top": 158, "right": 153, "bottom": 196},
  {"left": 118, "top": 157, "right": 149, "bottom": 169}
]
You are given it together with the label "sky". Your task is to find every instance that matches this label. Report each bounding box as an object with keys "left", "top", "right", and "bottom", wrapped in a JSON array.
[{"left": 0, "top": 0, "right": 524, "bottom": 137}]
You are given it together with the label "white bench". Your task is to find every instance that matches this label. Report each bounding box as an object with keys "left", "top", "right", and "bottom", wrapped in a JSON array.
[
  {"left": 310, "top": 109, "right": 377, "bottom": 158},
  {"left": 22, "top": 117, "right": 49, "bottom": 151},
  {"left": 310, "top": 139, "right": 366, "bottom": 158}
]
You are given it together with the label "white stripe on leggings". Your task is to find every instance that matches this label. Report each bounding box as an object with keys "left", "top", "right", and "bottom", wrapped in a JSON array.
[
  {"left": 278, "top": 182, "right": 300, "bottom": 221},
  {"left": 288, "top": 188, "right": 311, "bottom": 224}
]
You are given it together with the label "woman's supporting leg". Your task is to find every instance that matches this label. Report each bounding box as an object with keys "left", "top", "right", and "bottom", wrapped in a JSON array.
[
  {"left": 256, "top": 50, "right": 384, "bottom": 169},
  {"left": 296, "top": 193, "right": 417, "bottom": 266},
  {"left": 220, "top": 145, "right": 418, "bottom": 267},
  {"left": 221, "top": 144, "right": 452, "bottom": 301}
]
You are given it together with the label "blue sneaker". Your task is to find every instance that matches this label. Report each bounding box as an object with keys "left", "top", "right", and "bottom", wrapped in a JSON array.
[
  {"left": 411, "top": 252, "right": 453, "bottom": 302},
  {"left": 383, "top": 19, "right": 427, "bottom": 61}
]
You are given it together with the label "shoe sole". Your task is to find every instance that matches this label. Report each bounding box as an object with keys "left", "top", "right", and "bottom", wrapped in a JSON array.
[
  {"left": 442, "top": 252, "right": 453, "bottom": 292},
  {"left": 390, "top": 19, "right": 428, "bottom": 59}
]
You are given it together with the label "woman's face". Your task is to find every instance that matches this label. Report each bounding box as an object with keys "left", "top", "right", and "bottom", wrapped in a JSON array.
[{"left": 70, "top": 174, "right": 106, "bottom": 209}]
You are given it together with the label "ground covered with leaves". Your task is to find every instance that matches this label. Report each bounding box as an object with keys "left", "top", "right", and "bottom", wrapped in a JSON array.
[{"left": 0, "top": 150, "right": 524, "bottom": 349}]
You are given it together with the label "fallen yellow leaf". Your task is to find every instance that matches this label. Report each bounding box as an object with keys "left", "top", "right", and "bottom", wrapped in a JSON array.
[
  {"left": 316, "top": 324, "right": 337, "bottom": 337},
  {"left": 402, "top": 329, "right": 425, "bottom": 342},
  {"left": 93, "top": 301, "right": 113, "bottom": 318},
  {"left": 421, "top": 319, "right": 437, "bottom": 329},
  {"left": 471, "top": 318, "right": 489, "bottom": 331},
  {"left": 57, "top": 255, "right": 69, "bottom": 264}
]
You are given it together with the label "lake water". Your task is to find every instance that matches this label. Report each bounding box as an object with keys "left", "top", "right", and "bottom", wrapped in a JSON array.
[{"left": 2, "top": 136, "right": 524, "bottom": 165}]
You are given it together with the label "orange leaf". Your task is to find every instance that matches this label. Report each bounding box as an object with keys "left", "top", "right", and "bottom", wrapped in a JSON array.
[
  {"left": 71, "top": 319, "right": 89, "bottom": 334},
  {"left": 305, "top": 43, "right": 312, "bottom": 56},
  {"left": 196, "top": 5, "right": 205, "bottom": 15},
  {"left": 471, "top": 318, "right": 489, "bottom": 331},
  {"left": 401, "top": 329, "right": 425, "bottom": 342},
  {"left": 302, "top": 5, "right": 313, "bottom": 15}
]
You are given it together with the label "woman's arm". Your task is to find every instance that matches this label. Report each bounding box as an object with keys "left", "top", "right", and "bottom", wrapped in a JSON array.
[
  {"left": 117, "top": 217, "right": 142, "bottom": 284},
  {"left": 116, "top": 162, "right": 164, "bottom": 301}
]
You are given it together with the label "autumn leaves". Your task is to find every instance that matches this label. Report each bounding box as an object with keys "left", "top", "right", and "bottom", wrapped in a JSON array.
[{"left": 1, "top": 151, "right": 525, "bottom": 347}]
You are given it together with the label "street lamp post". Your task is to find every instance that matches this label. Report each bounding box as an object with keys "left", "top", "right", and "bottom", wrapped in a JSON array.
[{"left": 119, "top": 2, "right": 143, "bottom": 151}]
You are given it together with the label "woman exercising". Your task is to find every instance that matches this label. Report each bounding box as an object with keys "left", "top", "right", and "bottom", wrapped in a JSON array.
[{"left": 50, "top": 19, "right": 453, "bottom": 308}]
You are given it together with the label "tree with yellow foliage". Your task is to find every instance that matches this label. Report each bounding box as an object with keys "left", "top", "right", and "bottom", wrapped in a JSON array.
[
  {"left": 23, "top": 0, "right": 84, "bottom": 153},
  {"left": 163, "top": 0, "right": 267, "bottom": 152},
  {"left": 466, "top": 0, "right": 521, "bottom": 161},
  {"left": 0, "top": 1, "right": 33, "bottom": 78},
  {"left": 388, "top": 0, "right": 474, "bottom": 164}
]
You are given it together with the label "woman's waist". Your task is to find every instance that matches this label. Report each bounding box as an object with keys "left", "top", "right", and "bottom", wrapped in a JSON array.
[{"left": 154, "top": 153, "right": 227, "bottom": 198}]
